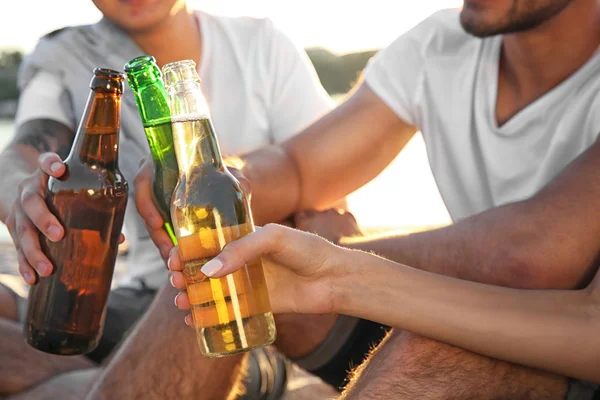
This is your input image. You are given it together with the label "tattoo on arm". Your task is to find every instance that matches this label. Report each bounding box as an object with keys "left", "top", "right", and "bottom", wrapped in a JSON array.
[{"left": 12, "top": 119, "right": 75, "bottom": 159}]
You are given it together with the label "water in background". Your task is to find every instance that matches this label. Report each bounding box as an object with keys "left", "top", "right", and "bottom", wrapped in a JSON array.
[{"left": 0, "top": 119, "right": 451, "bottom": 244}]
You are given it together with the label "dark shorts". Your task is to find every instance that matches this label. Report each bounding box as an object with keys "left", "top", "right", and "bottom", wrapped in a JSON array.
[{"left": 4, "top": 274, "right": 156, "bottom": 364}]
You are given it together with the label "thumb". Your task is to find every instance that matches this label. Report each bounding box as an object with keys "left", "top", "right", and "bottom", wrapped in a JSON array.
[
  {"left": 201, "top": 224, "right": 284, "bottom": 278},
  {"left": 38, "top": 152, "right": 66, "bottom": 178}
]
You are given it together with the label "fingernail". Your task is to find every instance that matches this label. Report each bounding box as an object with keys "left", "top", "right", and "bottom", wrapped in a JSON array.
[
  {"left": 50, "top": 162, "right": 62, "bottom": 173},
  {"left": 184, "top": 316, "right": 190, "bottom": 326},
  {"left": 167, "top": 257, "right": 172, "bottom": 270},
  {"left": 23, "top": 271, "right": 34, "bottom": 284},
  {"left": 169, "top": 273, "right": 175, "bottom": 287},
  {"left": 47, "top": 225, "right": 62, "bottom": 241},
  {"left": 174, "top": 292, "right": 180, "bottom": 307},
  {"left": 201, "top": 259, "right": 223, "bottom": 277},
  {"left": 36, "top": 262, "right": 50, "bottom": 276}
]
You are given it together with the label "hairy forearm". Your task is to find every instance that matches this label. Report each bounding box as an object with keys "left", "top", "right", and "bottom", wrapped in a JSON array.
[
  {"left": 343, "top": 200, "right": 599, "bottom": 290},
  {"left": 238, "top": 145, "right": 302, "bottom": 226},
  {"left": 240, "top": 84, "right": 415, "bottom": 225},
  {"left": 0, "top": 119, "right": 75, "bottom": 222},
  {"left": 334, "top": 250, "right": 600, "bottom": 383},
  {"left": 87, "top": 285, "right": 245, "bottom": 399},
  {"left": 0, "top": 148, "right": 36, "bottom": 222}
]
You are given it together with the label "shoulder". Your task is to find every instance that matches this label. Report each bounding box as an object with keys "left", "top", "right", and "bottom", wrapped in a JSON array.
[
  {"left": 397, "top": 9, "right": 479, "bottom": 57},
  {"left": 195, "top": 10, "right": 296, "bottom": 51}
]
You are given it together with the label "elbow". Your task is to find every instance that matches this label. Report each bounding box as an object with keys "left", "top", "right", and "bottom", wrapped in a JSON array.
[{"left": 490, "top": 249, "right": 582, "bottom": 290}]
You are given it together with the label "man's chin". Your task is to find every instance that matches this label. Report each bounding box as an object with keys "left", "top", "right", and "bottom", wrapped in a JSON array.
[{"left": 459, "top": 9, "right": 501, "bottom": 38}]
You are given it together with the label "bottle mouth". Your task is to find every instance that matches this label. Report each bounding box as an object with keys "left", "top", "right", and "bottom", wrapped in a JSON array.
[
  {"left": 162, "top": 59, "right": 197, "bottom": 72},
  {"left": 94, "top": 68, "right": 125, "bottom": 81},
  {"left": 162, "top": 60, "right": 200, "bottom": 89},
  {"left": 124, "top": 55, "right": 156, "bottom": 73}
]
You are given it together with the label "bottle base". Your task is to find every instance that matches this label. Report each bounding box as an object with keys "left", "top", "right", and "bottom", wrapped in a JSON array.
[
  {"left": 197, "top": 312, "right": 277, "bottom": 358},
  {"left": 25, "top": 325, "right": 100, "bottom": 356}
]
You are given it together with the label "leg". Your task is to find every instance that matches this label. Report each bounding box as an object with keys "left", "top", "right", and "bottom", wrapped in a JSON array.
[
  {"left": 8, "top": 369, "right": 97, "bottom": 400},
  {"left": 0, "top": 318, "right": 95, "bottom": 396},
  {"left": 0, "top": 280, "right": 22, "bottom": 321},
  {"left": 87, "top": 283, "right": 246, "bottom": 400},
  {"left": 341, "top": 330, "right": 568, "bottom": 400}
]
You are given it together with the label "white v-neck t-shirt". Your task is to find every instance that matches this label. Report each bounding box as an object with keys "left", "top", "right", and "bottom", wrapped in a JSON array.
[{"left": 365, "top": 9, "right": 600, "bottom": 221}]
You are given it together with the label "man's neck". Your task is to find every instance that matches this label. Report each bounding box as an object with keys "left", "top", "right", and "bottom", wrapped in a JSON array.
[
  {"left": 496, "top": 0, "right": 600, "bottom": 125},
  {"left": 129, "top": 6, "right": 203, "bottom": 69}
]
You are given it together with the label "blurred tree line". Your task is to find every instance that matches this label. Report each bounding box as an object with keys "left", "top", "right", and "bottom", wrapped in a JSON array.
[
  {"left": 0, "top": 47, "right": 376, "bottom": 104},
  {"left": 306, "top": 48, "right": 377, "bottom": 94},
  {"left": 0, "top": 50, "right": 22, "bottom": 101}
]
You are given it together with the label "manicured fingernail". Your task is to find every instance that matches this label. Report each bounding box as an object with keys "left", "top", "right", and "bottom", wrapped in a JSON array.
[
  {"left": 201, "top": 259, "right": 223, "bottom": 277},
  {"left": 47, "top": 225, "right": 62, "bottom": 241},
  {"left": 184, "top": 316, "right": 191, "bottom": 326},
  {"left": 36, "top": 262, "right": 50, "bottom": 276},
  {"left": 169, "top": 273, "right": 175, "bottom": 287},
  {"left": 50, "top": 162, "right": 62, "bottom": 173},
  {"left": 23, "top": 271, "right": 34, "bottom": 284},
  {"left": 167, "top": 257, "right": 172, "bottom": 270},
  {"left": 174, "top": 292, "right": 180, "bottom": 307}
]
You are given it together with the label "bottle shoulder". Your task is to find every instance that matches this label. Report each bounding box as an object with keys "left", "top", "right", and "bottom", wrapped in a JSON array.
[{"left": 49, "top": 161, "right": 128, "bottom": 196}]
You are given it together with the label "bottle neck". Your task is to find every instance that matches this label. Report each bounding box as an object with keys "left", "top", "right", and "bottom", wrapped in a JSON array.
[
  {"left": 172, "top": 116, "right": 224, "bottom": 175},
  {"left": 70, "top": 90, "right": 121, "bottom": 169}
]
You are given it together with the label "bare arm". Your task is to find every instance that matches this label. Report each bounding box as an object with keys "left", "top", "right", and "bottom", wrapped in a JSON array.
[
  {"left": 341, "top": 136, "right": 600, "bottom": 290},
  {"left": 173, "top": 224, "right": 600, "bottom": 384},
  {"left": 0, "top": 119, "right": 72, "bottom": 283},
  {"left": 335, "top": 247, "right": 600, "bottom": 383},
  {"left": 240, "top": 82, "right": 417, "bottom": 225},
  {"left": 0, "top": 119, "right": 73, "bottom": 221}
]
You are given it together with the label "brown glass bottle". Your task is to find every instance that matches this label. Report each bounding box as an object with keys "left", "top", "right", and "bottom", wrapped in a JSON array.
[{"left": 25, "top": 68, "right": 129, "bottom": 355}]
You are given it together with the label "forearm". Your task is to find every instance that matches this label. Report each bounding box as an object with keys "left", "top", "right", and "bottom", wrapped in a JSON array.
[
  {"left": 240, "top": 83, "right": 415, "bottom": 225},
  {"left": 334, "top": 250, "right": 600, "bottom": 383},
  {"left": 0, "top": 147, "right": 38, "bottom": 222},
  {"left": 88, "top": 285, "right": 245, "bottom": 399},
  {"left": 0, "top": 119, "right": 75, "bottom": 222},
  {"left": 342, "top": 199, "right": 598, "bottom": 290}
]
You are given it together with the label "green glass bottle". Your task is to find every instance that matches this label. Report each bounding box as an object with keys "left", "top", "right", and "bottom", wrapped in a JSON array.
[{"left": 124, "top": 55, "right": 178, "bottom": 244}]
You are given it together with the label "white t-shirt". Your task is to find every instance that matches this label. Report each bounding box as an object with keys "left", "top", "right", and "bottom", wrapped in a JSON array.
[
  {"left": 365, "top": 9, "right": 600, "bottom": 221},
  {"left": 16, "top": 10, "right": 333, "bottom": 289}
]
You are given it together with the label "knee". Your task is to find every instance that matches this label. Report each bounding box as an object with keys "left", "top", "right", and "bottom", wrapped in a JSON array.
[{"left": 0, "top": 284, "right": 19, "bottom": 321}]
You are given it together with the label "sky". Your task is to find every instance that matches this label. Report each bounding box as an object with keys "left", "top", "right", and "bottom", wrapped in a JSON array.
[{"left": 2, "top": 0, "right": 462, "bottom": 53}]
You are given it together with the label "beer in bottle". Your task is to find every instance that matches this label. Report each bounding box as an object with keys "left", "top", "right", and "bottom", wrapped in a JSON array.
[
  {"left": 162, "top": 60, "right": 276, "bottom": 357},
  {"left": 25, "top": 68, "right": 129, "bottom": 355},
  {"left": 124, "top": 55, "right": 178, "bottom": 244}
]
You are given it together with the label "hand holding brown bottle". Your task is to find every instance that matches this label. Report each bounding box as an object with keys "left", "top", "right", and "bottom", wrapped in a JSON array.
[{"left": 6, "top": 152, "right": 66, "bottom": 285}]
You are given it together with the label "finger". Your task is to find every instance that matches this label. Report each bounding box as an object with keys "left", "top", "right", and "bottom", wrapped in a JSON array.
[
  {"left": 184, "top": 313, "right": 194, "bottom": 327},
  {"left": 229, "top": 167, "right": 252, "bottom": 196},
  {"left": 174, "top": 290, "right": 191, "bottom": 310},
  {"left": 15, "top": 211, "right": 53, "bottom": 277},
  {"left": 119, "top": 233, "right": 126, "bottom": 244},
  {"left": 38, "top": 152, "right": 66, "bottom": 178},
  {"left": 168, "top": 271, "right": 186, "bottom": 290},
  {"left": 148, "top": 224, "right": 174, "bottom": 261},
  {"left": 200, "top": 224, "right": 284, "bottom": 278},
  {"left": 134, "top": 160, "right": 164, "bottom": 231},
  {"left": 17, "top": 249, "right": 37, "bottom": 285},
  {"left": 167, "top": 246, "right": 183, "bottom": 271},
  {"left": 20, "top": 184, "right": 63, "bottom": 242}
]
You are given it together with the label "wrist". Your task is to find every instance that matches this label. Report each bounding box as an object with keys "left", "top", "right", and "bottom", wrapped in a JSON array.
[{"left": 329, "top": 247, "right": 361, "bottom": 315}]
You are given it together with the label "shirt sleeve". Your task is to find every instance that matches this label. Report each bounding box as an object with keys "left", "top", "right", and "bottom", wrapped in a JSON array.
[
  {"left": 363, "top": 14, "right": 441, "bottom": 128},
  {"left": 14, "top": 70, "right": 75, "bottom": 131},
  {"left": 262, "top": 19, "right": 335, "bottom": 143}
]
